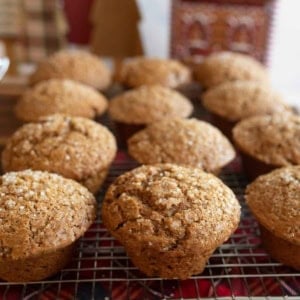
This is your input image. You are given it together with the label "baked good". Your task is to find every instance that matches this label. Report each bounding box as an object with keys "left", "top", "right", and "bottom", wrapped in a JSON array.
[
  {"left": 202, "top": 80, "right": 290, "bottom": 139},
  {"left": 102, "top": 164, "right": 241, "bottom": 279},
  {"left": 233, "top": 114, "right": 300, "bottom": 180},
  {"left": 2, "top": 114, "right": 117, "bottom": 194},
  {"left": 117, "top": 57, "right": 191, "bottom": 88},
  {"left": 0, "top": 169, "right": 97, "bottom": 282},
  {"left": 246, "top": 166, "right": 300, "bottom": 269},
  {"left": 128, "top": 118, "right": 235, "bottom": 174},
  {"left": 108, "top": 85, "right": 193, "bottom": 147},
  {"left": 30, "top": 50, "right": 111, "bottom": 90},
  {"left": 15, "top": 79, "right": 108, "bottom": 122},
  {"left": 194, "top": 52, "right": 269, "bottom": 89}
]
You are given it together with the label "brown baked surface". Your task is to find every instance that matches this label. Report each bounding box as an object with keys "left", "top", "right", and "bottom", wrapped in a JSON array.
[
  {"left": 118, "top": 57, "right": 191, "bottom": 88},
  {"left": 246, "top": 166, "right": 300, "bottom": 245},
  {"left": 202, "top": 80, "right": 290, "bottom": 122},
  {"left": 30, "top": 50, "right": 111, "bottom": 90},
  {"left": 0, "top": 169, "right": 97, "bottom": 260},
  {"left": 102, "top": 164, "right": 240, "bottom": 278},
  {"left": 194, "top": 52, "right": 269, "bottom": 89},
  {"left": 128, "top": 118, "right": 235, "bottom": 172},
  {"left": 2, "top": 114, "right": 117, "bottom": 192},
  {"left": 108, "top": 85, "right": 193, "bottom": 124},
  {"left": 15, "top": 79, "right": 108, "bottom": 122},
  {"left": 233, "top": 114, "right": 300, "bottom": 166}
]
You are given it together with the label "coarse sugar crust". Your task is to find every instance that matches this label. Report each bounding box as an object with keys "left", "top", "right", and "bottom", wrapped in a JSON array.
[
  {"left": 15, "top": 79, "right": 108, "bottom": 122},
  {"left": 118, "top": 57, "right": 191, "bottom": 88},
  {"left": 128, "top": 118, "right": 235, "bottom": 172},
  {"left": 2, "top": 114, "right": 117, "bottom": 192},
  {"left": 102, "top": 164, "right": 241, "bottom": 278},
  {"left": 194, "top": 51, "right": 269, "bottom": 89},
  {"left": 0, "top": 169, "right": 97, "bottom": 260},
  {"left": 108, "top": 85, "right": 193, "bottom": 124},
  {"left": 233, "top": 114, "right": 300, "bottom": 166},
  {"left": 30, "top": 50, "right": 111, "bottom": 90},
  {"left": 246, "top": 166, "right": 300, "bottom": 245},
  {"left": 202, "top": 80, "right": 290, "bottom": 122}
]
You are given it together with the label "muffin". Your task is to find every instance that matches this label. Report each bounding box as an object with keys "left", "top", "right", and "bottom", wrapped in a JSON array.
[
  {"left": 108, "top": 85, "right": 193, "bottom": 146},
  {"left": 2, "top": 114, "right": 117, "bottom": 194},
  {"left": 30, "top": 50, "right": 111, "bottom": 90},
  {"left": 0, "top": 169, "right": 97, "bottom": 282},
  {"left": 102, "top": 164, "right": 241, "bottom": 279},
  {"left": 15, "top": 79, "right": 108, "bottom": 122},
  {"left": 117, "top": 57, "right": 191, "bottom": 89},
  {"left": 246, "top": 166, "right": 300, "bottom": 269},
  {"left": 233, "top": 114, "right": 300, "bottom": 180},
  {"left": 194, "top": 51, "right": 269, "bottom": 89},
  {"left": 128, "top": 118, "right": 235, "bottom": 174},
  {"left": 202, "top": 80, "right": 290, "bottom": 139}
]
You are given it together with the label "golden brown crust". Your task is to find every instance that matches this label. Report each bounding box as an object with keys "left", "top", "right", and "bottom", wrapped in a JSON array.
[
  {"left": 102, "top": 164, "right": 240, "bottom": 278},
  {"left": 108, "top": 85, "right": 193, "bottom": 124},
  {"left": 233, "top": 114, "right": 300, "bottom": 166},
  {"left": 0, "top": 170, "right": 97, "bottom": 260},
  {"left": 194, "top": 52, "right": 269, "bottom": 89},
  {"left": 128, "top": 118, "right": 235, "bottom": 172},
  {"left": 15, "top": 79, "right": 108, "bottom": 122},
  {"left": 118, "top": 57, "right": 191, "bottom": 88},
  {"left": 202, "top": 80, "right": 290, "bottom": 122},
  {"left": 2, "top": 114, "right": 117, "bottom": 193},
  {"left": 30, "top": 50, "right": 111, "bottom": 90},
  {"left": 246, "top": 166, "right": 300, "bottom": 245}
]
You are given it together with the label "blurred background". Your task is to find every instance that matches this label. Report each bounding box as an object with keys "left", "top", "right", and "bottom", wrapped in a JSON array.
[{"left": 0, "top": 0, "right": 299, "bottom": 107}]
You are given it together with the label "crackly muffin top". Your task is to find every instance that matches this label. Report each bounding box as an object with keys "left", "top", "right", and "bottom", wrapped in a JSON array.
[
  {"left": 30, "top": 50, "right": 111, "bottom": 90},
  {"left": 102, "top": 164, "right": 240, "bottom": 252},
  {"left": 108, "top": 85, "right": 193, "bottom": 124},
  {"left": 202, "top": 80, "right": 290, "bottom": 122},
  {"left": 15, "top": 79, "right": 108, "bottom": 122},
  {"left": 2, "top": 114, "right": 117, "bottom": 182},
  {"left": 118, "top": 57, "right": 191, "bottom": 88},
  {"left": 233, "top": 114, "right": 300, "bottom": 166},
  {"left": 194, "top": 52, "right": 269, "bottom": 89},
  {"left": 128, "top": 118, "right": 235, "bottom": 172},
  {"left": 246, "top": 166, "right": 300, "bottom": 244},
  {"left": 0, "top": 170, "right": 97, "bottom": 260}
]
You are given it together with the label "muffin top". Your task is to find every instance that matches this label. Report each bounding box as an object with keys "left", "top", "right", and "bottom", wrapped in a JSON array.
[
  {"left": 0, "top": 170, "right": 97, "bottom": 260},
  {"left": 15, "top": 79, "right": 108, "bottom": 122},
  {"left": 194, "top": 52, "right": 269, "bottom": 89},
  {"left": 118, "top": 57, "right": 191, "bottom": 88},
  {"left": 128, "top": 118, "right": 235, "bottom": 172},
  {"left": 102, "top": 164, "right": 240, "bottom": 252},
  {"left": 233, "top": 114, "right": 300, "bottom": 166},
  {"left": 30, "top": 50, "right": 111, "bottom": 90},
  {"left": 202, "top": 80, "right": 290, "bottom": 122},
  {"left": 108, "top": 85, "right": 193, "bottom": 124},
  {"left": 246, "top": 166, "right": 300, "bottom": 245},
  {"left": 2, "top": 115, "right": 117, "bottom": 185}
]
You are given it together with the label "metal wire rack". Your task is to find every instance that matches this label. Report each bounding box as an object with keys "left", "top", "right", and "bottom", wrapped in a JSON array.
[{"left": 0, "top": 102, "right": 299, "bottom": 300}]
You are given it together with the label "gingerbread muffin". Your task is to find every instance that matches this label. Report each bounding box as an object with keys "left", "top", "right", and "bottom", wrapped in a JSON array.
[
  {"left": 128, "top": 118, "right": 235, "bottom": 174},
  {"left": 2, "top": 115, "right": 117, "bottom": 194},
  {"left": 233, "top": 114, "right": 300, "bottom": 180},
  {"left": 108, "top": 85, "right": 193, "bottom": 146},
  {"left": 117, "top": 57, "right": 191, "bottom": 89},
  {"left": 246, "top": 166, "right": 300, "bottom": 269},
  {"left": 30, "top": 50, "right": 111, "bottom": 90},
  {"left": 194, "top": 52, "right": 269, "bottom": 89},
  {"left": 102, "top": 164, "right": 241, "bottom": 279},
  {"left": 0, "top": 170, "right": 97, "bottom": 282},
  {"left": 202, "top": 80, "right": 290, "bottom": 139},
  {"left": 15, "top": 79, "right": 108, "bottom": 122}
]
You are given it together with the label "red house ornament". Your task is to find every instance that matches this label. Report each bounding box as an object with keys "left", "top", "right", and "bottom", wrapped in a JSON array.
[{"left": 170, "top": 0, "right": 277, "bottom": 64}]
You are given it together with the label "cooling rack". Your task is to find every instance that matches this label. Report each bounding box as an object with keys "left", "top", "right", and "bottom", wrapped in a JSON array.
[{"left": 0, "top": 100, "right": 299, "bottom": 300}]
